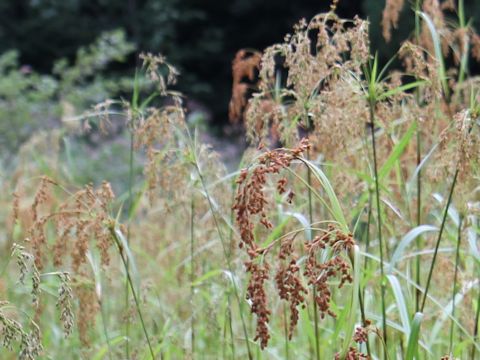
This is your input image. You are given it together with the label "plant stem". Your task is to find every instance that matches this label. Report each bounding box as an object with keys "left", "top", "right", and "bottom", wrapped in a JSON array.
[
  {"left": 306, "top": 147, "right": 320, "bottom": 360},
  {"left": 449, "top": 215, "right": 463, "bottom": 356},
  {"left": 190, "top": 198, "right": 195, "bottom": 359},
  {"left": 415, "top": 126, "right": 423, "bottom": 313},
  {"left": 360, "top": 193, "right": 372, "bottom": 359},
  {"left": 110, "top": 226, "right": 156, "bottom": 360},
  {"left": 368, "top": 102, "right": 388, "bottom": 353},
  {"left": 283, "top": 303, "right": 290, "bottom": 360},
  {"left": 186, "top": 129, "right": 253, "bottom": 360},
  {"left": 358, "top": 290, "right": 372, "bottom": 357},
  {"left": 99, "top": 291, "right": 113, "bottom": 360},
  {"left": 414, "top": 0, "right": 423, "bottom": 313},
  {"left": 126, "top": 130, "right": 135, "bottom": 359},
  {"left": 471, "top": 282, "right": 480, "bottom": 360},
  {"left": 228, "top": 296, "right": 236, "bottom": 359},
  {"left": 420, "top": 168, "right": 459, "bottom": 312}
]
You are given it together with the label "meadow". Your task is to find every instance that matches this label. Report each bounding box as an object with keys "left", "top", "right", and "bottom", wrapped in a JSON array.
[{"left": 0, "top": 1, "right": 479, "bottom": 359}]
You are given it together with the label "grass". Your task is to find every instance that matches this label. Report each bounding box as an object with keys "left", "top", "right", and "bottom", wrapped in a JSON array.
[{"left": 1, "top": 2, "right": 480, "bottom": 359}]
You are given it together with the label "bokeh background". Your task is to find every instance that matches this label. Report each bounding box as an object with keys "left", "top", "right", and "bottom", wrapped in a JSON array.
[{"left": 1, "top": 1, "right": 477, "bottom": 121}]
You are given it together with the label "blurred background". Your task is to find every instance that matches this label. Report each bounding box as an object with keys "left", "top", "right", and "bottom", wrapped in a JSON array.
[{"left": 1, "top": 0, "right": 480, "bottom": 172}]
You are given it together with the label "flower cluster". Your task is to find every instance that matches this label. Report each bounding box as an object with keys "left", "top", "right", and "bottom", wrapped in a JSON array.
[
  {"left": 13, "top": 179, "right": 116, "bottom": 344},
  {"left": 234, "top": 138, "right": 355, "bottom": 349},
  {"left": 233, "top": 138, "right": 310, "bottom": 347}
]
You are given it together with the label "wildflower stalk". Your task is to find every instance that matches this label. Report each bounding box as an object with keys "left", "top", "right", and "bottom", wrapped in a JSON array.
[
  {"left": 448, "top": 215, "right": 463, "bottom": 356},
  {"left": 185, "top": 127, "right": 253, "bottom": 360},
  {"left": 109, "top": 224, "right": 156, "bottom": 360},
  {"left": 368, "top": 99, "right": 388, "bottom": 353}
]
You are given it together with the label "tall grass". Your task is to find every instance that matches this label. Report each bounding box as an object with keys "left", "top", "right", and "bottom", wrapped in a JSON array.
[{"left": 1, "top": 1, "right": 480, "bottom": 359}]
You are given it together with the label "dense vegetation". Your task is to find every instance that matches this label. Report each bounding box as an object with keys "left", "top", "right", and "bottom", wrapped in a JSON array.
[
  {"left": 1, "top": 1, "right": 480, "bottom": 359},
  {"left": 2, "top": 0, "right": 480, "bottom": 125}
]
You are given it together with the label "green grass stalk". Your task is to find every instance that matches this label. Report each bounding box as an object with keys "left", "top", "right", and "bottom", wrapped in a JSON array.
[
  {"left": 190, "top": 198, "right": 195, "bottom": 358},
  {"left": 471, "top": 283, "right": 480, "bottom": 359},
  {"left": 420, "top": 168, "right": 459, "bottom": 312},
  {"left": 448, "top": 215, "right": 463, "bottom": 356},
  {"left": 361, "top": 193, "right": 372, "bottom": 357},
  {"left": 283, "top": 303, "right": 290, "bottom": 360},
  {"left": 306, "top": 146, "right": 321, "bottom": 360},
  {"left": 414, "top": 0, "right": 423, "bottom": 313},
  {"left": 185, "top": 128, "right": 253, "bottom": 360},
  {"left": 110, "top": 224, "right": 156, "bottom": 360},
  {"left": 125, "top": 129, "right": 135, "bottom": 359},
  {"left": 368, "top": 100, "right": 388, "bottom": 353}
]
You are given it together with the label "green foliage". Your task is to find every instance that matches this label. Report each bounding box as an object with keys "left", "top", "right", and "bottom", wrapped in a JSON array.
[
  {"left": 0, "top": 29, "right": 134, "bottom": 160},
  {"left": 0, "top": 50, "right": 57, "bottom": 155}
]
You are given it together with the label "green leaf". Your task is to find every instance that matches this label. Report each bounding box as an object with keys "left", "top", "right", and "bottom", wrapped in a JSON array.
[
  {"left": 418, "top": 11, "right": 449, "bottom": 98},
  {"left": 191, "top": 269, "right": 223, "bottom": 286},
  {"left": 260, "top": 217, "right": 291, "bottom": 249},
  {"left": 284, "top": 211, "right": 312, "bottom": 241},
  {"left": 379, "top": 121, "right": 417, "bottom": 180},
  {"left": 112, "top": 224, "right": 140, "bottom": 293},
  {"left": 406, "top": 312, "right": 424, "bottom": 360},
  {"left": 301, "top": 158, "right": 348, "bottom": 232},
  {"left": 339, "top": 246, "right": 361, "bottom": 357},
  {"left": 387, "top": 275, "right": 411, "bottom": 334},
  {"left": 389, "top": 225, "right": 438, "bottom": 273},
  {"left": 92, "top": 336, "right": 127, "bottom": 360},
  {"left": 407, "top": 142, "right": 439, "bottom": 191},
  {"left": 467, "top": 226, "right": 480, "bottom": 262},
  {"left": 377, "top": 81, "right": 426, "bottom": 101}
]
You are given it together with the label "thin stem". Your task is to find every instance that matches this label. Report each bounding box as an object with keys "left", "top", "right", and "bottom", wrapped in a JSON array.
[
  {"left": 126, "top": 130, "right": 135, "bottom": 359},
  {"left": 420, "top": 168, "right": 459, "bottom": 312},
  {"left": 99, "top": 297, "right": 114, "bottom": 360},
  {"left": 228, "top": 296, "right": 236, "bottom": 359},
  {"left": 222, "top": 302, "right": 228, "bottom": 359},
  {"left": 414, "top": 0, "right": 423, "bottom": 313},
  {"left": 110, "top": 226, "right": 156, "bottom": 360},
  {"left": 368, "top": 102, "right": 388, "bottom": 353},
  {"left": 361, "top": 193, "right": 372, "bottom": 358},
  {"left": 190, "top": 198, "right": 195, "bottom": 359},
  {"left": 186, "top": 129, "right": 253, "bottom": 360},
  {"left": 358, "top": 290, "right": 372, "bottom": 357},
  {"left": 283, "top": 303, "right": 290, "bottom": 360},
  {"left": 415, "top": 127, "right": 422, "bottom": 313},
  {"left": 471, "top": 282, "right": 480, "bottom": 360},
  {"left": 414, "top": 0, "right": 421, "bottom": 44},
  {"left": 448, "top": 215, "right": 463, "bottom": 356},
  {"left": 363, "top": 192, "right": 372, "bottom": 291},
  {"left": 307, "top": 147, "right": 320, "bottom": 360}
]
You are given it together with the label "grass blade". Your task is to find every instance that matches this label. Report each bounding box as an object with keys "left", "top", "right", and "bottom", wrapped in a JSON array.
[
  {"left": 406, "top": 312, "right": 423, "bottom": 360},
  {"left": 387, "top": 275, "right": 411, "bottom": 335},
  {"left": 388, "top": 225, "right": 438, "bottom": 274}
]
